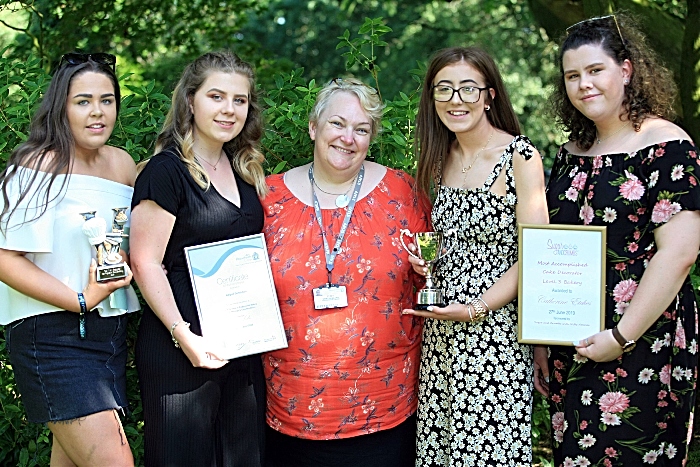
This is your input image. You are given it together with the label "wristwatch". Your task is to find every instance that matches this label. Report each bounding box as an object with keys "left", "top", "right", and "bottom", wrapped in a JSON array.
[{"left": 611, "top": 326, "right": 636, "bottom": 352}]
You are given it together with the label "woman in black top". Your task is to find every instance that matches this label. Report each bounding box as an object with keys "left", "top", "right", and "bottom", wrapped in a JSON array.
[{"left": 130, "top": 51, "right": 268, "bottom": 466}]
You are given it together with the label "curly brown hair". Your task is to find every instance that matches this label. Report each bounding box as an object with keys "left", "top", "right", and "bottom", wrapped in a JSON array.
[{"left": 551, "top": 13, "right": 677, "bottom": 150}]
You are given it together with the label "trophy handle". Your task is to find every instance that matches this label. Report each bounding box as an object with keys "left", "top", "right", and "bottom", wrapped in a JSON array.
[{"left": 399, "top": 229, "right": 421, "bottom": 259}]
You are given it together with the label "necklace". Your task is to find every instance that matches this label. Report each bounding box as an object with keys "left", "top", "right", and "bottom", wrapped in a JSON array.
[
  {"left": 196, "top": 152, "right": 224, "bottom": 171},
  {"left": 461, "top": 129, "right": 494, "bottom": 178},
  {"left": 311, "top": 168, "right": 359, "bottom": 208},
  {"left": 596, "top": 121, "right": 631, "bottom": 145}
]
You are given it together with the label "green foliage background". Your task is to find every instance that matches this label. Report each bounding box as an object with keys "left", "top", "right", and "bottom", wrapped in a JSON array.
[{"left": 0, "top": 4, "right": 698, "bottom": 465}]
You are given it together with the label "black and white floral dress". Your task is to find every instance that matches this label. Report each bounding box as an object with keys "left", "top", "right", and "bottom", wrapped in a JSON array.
[{"left": 416, "top": 135, "right": 535, "bottom": 466}]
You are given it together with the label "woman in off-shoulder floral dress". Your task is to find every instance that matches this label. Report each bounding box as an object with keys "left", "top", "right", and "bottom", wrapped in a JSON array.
[{"left": 545, "top": 14, "right": 700, "bottom": 466}]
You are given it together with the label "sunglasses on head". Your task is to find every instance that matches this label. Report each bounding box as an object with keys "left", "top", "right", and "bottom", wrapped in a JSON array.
[
  {"left": 59, "top": 53, "right": 117, "bottom": 72},
  {"left": 566, "top": 15, "right": 625, "bottom": 45}
]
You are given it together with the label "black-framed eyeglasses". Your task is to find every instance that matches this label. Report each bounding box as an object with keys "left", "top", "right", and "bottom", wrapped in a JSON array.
[
  {"left": 59, "top": 53, "right": 117, "bottom": 72},
  {"left": 566, "top": 15, "right": 625, "bottom": 45},
  {"left": 432, "top": 85, "right": 489, "bottom": 103}
]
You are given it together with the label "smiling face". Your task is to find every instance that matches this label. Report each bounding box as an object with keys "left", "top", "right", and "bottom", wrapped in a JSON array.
[
  {"left": 189, "top": 71, "right": 250, "bottom": 150},
  {"left": 562, "top": 44, "right": 632, "bottom": 124},
  {"left": 432, "top": 61, "right": 494, "bottom": 135},
  {"left": 309, "top": 91, "right": 371, "bottom": 176},
  {"left": 66, "top": 71, "right": 117, "bottom": 155}
]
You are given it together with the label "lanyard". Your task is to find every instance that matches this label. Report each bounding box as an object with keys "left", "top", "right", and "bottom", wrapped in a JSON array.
[{"left": 308, "top": 163, "right": 365, "bottom": 285}]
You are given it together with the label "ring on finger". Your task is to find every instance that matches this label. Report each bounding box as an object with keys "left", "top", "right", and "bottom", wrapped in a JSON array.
[{"left": 585, "top": 338, "right": 590, "bottom": 346}]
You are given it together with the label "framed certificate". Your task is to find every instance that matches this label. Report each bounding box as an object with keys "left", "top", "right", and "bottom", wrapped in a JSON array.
[
  {"left": 184, "top": 233, "right": 288, "bottom": 360},
  {"left": 517, "top": 224, "right": 606, "bottom": 345}
]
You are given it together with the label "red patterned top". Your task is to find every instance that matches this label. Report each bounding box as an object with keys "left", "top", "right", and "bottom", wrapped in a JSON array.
[{"left": 262, "top": 167, "right": 430, "bottom": 439}]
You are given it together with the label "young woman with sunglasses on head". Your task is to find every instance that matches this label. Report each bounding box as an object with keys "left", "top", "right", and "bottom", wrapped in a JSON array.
[
  {"left": 0, "top": 53, "right": 138, "bottom": 466},
  {"left": 404, "top": 46, "right": 549, "bottom": 466},
  {"left": 130, "top": 51, "right": 267, "bottom": 466},
  {"left": 545, "top": 14, "right": 700, "bottom": 465}
]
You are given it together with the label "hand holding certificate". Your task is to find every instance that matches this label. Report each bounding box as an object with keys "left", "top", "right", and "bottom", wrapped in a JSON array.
[
  {"left": 185, "top": 233, "right": 288, "bottom": 360},
  {"left": 518, "top": 224, "right": 606, "bottom": 345}
]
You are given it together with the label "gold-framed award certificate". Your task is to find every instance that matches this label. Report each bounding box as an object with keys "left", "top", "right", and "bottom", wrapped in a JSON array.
[
  {"left": 184, "top": 233, "right": 288, "bottom": 359},
  {"left": 517, "top": 224, "right": 606, "bottom": 345}
]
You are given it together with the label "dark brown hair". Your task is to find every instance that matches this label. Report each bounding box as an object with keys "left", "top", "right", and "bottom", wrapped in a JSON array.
[
  {"left": 415, "top": 46, "right": 521, "bottom": 198},
  {"left": 0, "top": 57, "right": 120, "bottom": 230},
  {"left": 551, "top": 13, "right": 676, "bottom": 150}
]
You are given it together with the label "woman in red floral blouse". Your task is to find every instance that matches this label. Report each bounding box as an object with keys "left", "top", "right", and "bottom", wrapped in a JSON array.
[{"left": 262, "top": 77, "right": 430, "bottom": 467}]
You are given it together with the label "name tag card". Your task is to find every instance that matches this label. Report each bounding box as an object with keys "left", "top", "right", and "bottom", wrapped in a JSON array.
[
  {"left": 313, "top": 285, "right": 348, "bottom": 310},
  {"left": 517, "top": 224, "right": 606, "bottom": 346}
]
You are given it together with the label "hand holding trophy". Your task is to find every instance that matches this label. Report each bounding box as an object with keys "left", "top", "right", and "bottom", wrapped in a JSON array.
[
  {"left": 81, "top": 208, "right": 129, "bottom": 281},
  {"left": 399, "top": 229, "right": 454, "bottom": 310}
]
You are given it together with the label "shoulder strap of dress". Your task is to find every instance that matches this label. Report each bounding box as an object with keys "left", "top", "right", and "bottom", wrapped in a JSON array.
[
  {"left": 483, "top": 135, "right": 536, "bottom": 192},
  {"left": 510, "top": 135, "right": 535, "bottom": 160}
]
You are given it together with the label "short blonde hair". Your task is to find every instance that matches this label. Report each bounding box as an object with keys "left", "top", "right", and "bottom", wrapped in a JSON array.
[{"left": 309, "top": 78, "right": 384, "bottom": 140}]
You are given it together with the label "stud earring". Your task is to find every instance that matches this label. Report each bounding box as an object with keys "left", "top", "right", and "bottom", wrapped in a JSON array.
[
  {"left": 485, "top": 105, "right": 491, "bottom": 111},
  {"left": 623, "top": 79, "right": 629, "bottom": 85}
]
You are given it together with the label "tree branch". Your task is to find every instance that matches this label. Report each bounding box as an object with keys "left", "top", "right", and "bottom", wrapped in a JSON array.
[{"left": 0, "top": 19, "right": 28, "bottom": 33}]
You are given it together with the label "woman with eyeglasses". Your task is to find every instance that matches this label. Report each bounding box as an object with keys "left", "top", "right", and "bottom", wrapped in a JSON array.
[
  {"left": 130, "top": 51, "right": 267, "bottom": 466},
  {"left": 261, "top": 77, "right": 429, "bottom": 467},
  {"left": 403, "top": 47, "right": 549, "bottom": 466},
  {"left": 544, "top": 14, "right": 700, "bottom": 466},
  {"left": 0, "top": 53, "right": 138, "bottom": 465}
]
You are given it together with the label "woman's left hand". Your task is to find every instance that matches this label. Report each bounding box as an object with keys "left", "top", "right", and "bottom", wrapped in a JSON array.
[
  {"left": 402, "top": 303, "right": 472, "bottom": 322},
  {"left": 574, "top": 329, "right": 624, "bottom": 362}
]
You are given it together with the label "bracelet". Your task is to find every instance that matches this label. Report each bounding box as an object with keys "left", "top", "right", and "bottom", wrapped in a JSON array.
[
  {"left": 464, "top": 303, "right": 474, "bottom": 321},
  {"left": 78, "top": 292, "right": 88, "bottom": 339},
  {"left": 170, "top": 320, "right": 191, "bottom": 348},
  {"left": 469, "top": 297, "right": 489, "bottom": 322},
  {"left": 475, "top": 296, "right": 492, "bottom": 314}
]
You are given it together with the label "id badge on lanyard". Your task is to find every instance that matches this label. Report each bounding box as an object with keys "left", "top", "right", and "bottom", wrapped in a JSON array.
[
  {"left": 313, "top": 284, "right": 348, "bottom": 309},
  {"left": 308, "top": 164, "right": 364, "bottom": 310}
]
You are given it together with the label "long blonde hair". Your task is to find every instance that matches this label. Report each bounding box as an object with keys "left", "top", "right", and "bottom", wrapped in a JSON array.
[{"left": 139, "top": 51, "right": 267, "bottom": 196}]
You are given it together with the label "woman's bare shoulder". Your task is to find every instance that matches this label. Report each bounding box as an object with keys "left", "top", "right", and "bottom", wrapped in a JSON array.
[{"left": 638, "top": 118, "right": 691, "bottom": 144}]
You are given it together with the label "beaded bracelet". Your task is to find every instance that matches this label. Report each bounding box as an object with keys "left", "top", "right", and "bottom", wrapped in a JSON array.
[
  {"left": 78, "top": 292, "right": 88, "bottom": 339},
  {"left": 170, "top": 320, "right": 191, "bottom": 348}
]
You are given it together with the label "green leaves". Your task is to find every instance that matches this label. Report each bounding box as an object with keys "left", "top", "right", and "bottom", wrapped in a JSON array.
[
  {"left": 111, "top": 80, "right": 170, "bottom": 162},
  {"left": 0, "top": 49, "right": 48, "bottom": 165},
  {"left": 336, "top": 17, "right": 393, "bottom": 84},
  {"left": 261, "top": 68, "right": 318, "bottom": 171}
]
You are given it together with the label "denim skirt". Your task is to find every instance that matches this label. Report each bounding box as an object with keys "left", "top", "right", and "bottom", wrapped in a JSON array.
[{"left": 5, "top": 310, "right": 129, "bottom": 423}]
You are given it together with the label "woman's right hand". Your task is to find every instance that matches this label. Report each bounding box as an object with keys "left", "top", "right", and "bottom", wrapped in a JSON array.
[
  {"left": 82, "top": 259, "right": 134, "bottom": 310},
  {"left": 173, "top": 325, "right": 229, "bottom": 369},
  {"left": 407, "top": 243, "right": 429, "bottom": 276}
]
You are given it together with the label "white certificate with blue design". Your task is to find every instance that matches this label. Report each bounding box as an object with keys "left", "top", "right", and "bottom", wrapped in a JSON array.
[{"left": 184, "top": 233, "right": 287, "bottom": 360}]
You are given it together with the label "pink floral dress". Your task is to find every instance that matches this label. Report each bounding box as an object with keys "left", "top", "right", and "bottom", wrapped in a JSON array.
[{"left": 546, "top": 140, "right": 700, "bottom": 466}]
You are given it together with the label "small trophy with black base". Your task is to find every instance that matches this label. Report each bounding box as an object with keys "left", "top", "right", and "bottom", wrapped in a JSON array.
[{"left": 80, "top": 208, "right": 129, "bottom": 281}]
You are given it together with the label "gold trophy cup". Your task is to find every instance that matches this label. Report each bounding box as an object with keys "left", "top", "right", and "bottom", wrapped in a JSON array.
[{"left": 399, "top": 229, "right": 454, "bottom": 310}]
